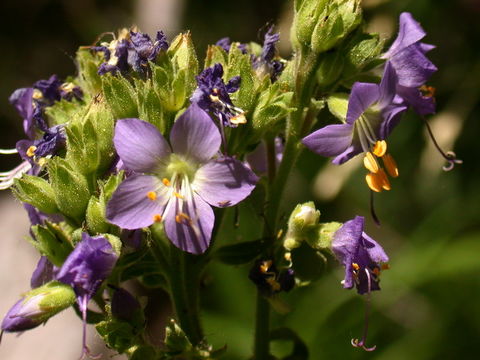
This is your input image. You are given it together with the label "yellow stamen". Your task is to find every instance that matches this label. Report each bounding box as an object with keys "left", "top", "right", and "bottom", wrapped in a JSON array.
[
  {"left": 260, "top": 260, "right": 272, "bottom": 274},
  {"left": 153, "top": 214, "right": 162, "bottom": 222},
  {"left": 37, "top": 158, "right": 47, "bottom": 167},
  {"left": 382, "top": 153, "right": 399, "bottom": 178},
  {"left": 175, "top": 212, "right": 191, "bottom": 224},
  {"left": 209, "top": 94, "right": 220, "bottom": 102},
  {"left": 173, "top": 191, "right": 184, "bottom": 199},
  {"left": 365, "top": 172, "right": 383, "bottom": 193},
  {"left": 363, "top": 152, "right": 379, "bottom": 173},
  {"left": 352, "top": 263, "right": 360, "bottom": 271},
  {"left": 372, "top": 140, "right": 387, "bottom": 157},
  {"left": 162, "top": 178, "right": 171, "bottom": 187},
  {"left": 372, "top": 268, "right": 381, "bottom": 276},
  {"left": 26, "top": 146, "right": 37, "bottom": 158},
  {"left": 377, "top": 168, "right": 391, "bottom": 191},
  {"left": 147, "top": 191, "right": 157, "bottom": 201},
  {"left": 266, "top": 277, "right": 281, "bottom": 292},
  {"left": 277, "top": 229, "right": 284, "bottom": 239},
  {"left": 230, "top": 113, "right": 247, "bottom": 125},
  {"left": 284, "top": 252, "right": 292, "bottom": 262},
  {"left": 419, "top": 85, "right": 436, "bottom": 98},
  {"left": 32, "top": 89, "right": 43, "bottom": 100},
  {"left": 381, "top": 263, "right": 390, "bottom": 270}
]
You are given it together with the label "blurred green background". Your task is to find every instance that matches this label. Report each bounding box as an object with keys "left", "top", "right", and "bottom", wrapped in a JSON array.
[{"left": 0, "top": 0, "right": 479, "bottom": 359}]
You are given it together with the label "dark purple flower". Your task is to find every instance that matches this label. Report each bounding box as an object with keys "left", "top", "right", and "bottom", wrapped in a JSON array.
[
  {"left": 383, "top": 12, "right": 437, "bottom": 115},
  {"left": 215, "top": 37, "right": 248, "bottom": 54},
  {"left": 302, "top": 63, "right": 407, "bottom": 192},
  {"left": 129, "top": 30, "right": 168, "bottom": 72},
  {"left": 33, "top": 75, "right": 63, "bottom": 103},
  {"left": 106, "top": 104, "right": 258, "bottom": 254},
  {"left": 253, "top": 26, "right": 285, "bottom": 82},
  {"left": 332, "top": 216, "right": 388, "bottom": 294},
  {"left": 95, "top": 38, "right": 131, "bottom": 75},
  {"left": 56, "top": 233, "right": 118, "bottom": 357},
  {"left": 190, "top": 63, "right": 245, "bottom": 127},
  {"left": 8, "top": 87, "right": 36, "bottom": 139},
  {"left": 249, "top": 259, "right": 294, "bottom": 295}
]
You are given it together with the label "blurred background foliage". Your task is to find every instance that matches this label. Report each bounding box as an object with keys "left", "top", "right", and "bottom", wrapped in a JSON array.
[{"left": 0, "top": 0, "right": 479, "bottom": 359}]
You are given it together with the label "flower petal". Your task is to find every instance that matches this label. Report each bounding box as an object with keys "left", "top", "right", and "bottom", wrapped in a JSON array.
[
  {"left": 377, "top": 62, "right": 398, "bottom": 109},
  {"left": 388, "top": 45, "right": 437, "bottom": 88},
  {"left": 164, "top": 193, "right": 214, "bottom": 254},
  {"left": 362, "top": 233, "right": 389, "bottom": 264},
  {"left": 384, "top": 12, "right": 427, "bottom": 58},
  {"left": 169, "top": 104, "right": 221, "bottom": 163},
  {"left": 302, "top": 123, "right": 354, "bottom": 158},
  {"left": 379, "top": 103, "right": 408, "bottom": 139},
  {"left": 346, "top": 83, "right": 380, "bottom": 125},
  {"left": 106, "top": 175, "right": 168, "bottom": 230},
  {"left": 114, "top": 118, "right": 171, "bottom": 173},
  {"left": 193, "top": 157, "right": 258, "bottom": 208}
]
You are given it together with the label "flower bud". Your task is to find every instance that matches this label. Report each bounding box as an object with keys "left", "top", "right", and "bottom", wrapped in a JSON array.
[
  {"left": 2, "top": 281, "right": 75, "bottom": 332},
  {"left": 283, "top": 202, "right": 320, "bottom": 250},
  {"left": 13, "top": 174, "right": 59, "bottom": 214}
]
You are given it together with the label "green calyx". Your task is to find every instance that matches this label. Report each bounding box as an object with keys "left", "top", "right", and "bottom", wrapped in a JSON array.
[{"left": 165, "top": 154, "right": 198, "bottom": 182}]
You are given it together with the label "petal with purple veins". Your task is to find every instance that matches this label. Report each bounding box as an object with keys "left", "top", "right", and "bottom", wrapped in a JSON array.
[
  {"left": 302, "top": 123, "right": 354, "bottom": 158},
  {"left": 114, "top": 118, "right": 171, "bottom": 173},
  {"left": 169, "top": 104, "right": 221, "bottom": 163},
  {"left": 106, "top": 175, "right": 168, "bottom": 230},
  {"left": 163, "top": 192, "right": 214, "bottom": 254},
  {"left": 193, "top": 157, "right": 258, "bottom": 208}
]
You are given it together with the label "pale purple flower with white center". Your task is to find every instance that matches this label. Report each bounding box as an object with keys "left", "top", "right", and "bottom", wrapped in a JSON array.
[
  {"left": 302, "top": 63, "right": 407, "bottom": 165},
  {"left": 56, "top": 233, "right": 118, "bottom": 358},
  {"left": 106, "top": 104, "right": 258, "bottom": 254},
  {"left": 383, "top": 12, "right": 437, "bottom": 115}
]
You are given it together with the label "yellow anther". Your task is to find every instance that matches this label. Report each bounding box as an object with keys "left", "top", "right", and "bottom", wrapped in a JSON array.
[
  {"left": 32, "top": 89, "right": 43, "bottom": 100},
  {"left": 266, "top": 277, "right": 281, "bottom": 292},
  {"left": 277, "top": 229, "right": 284, "bottom": 239},
  {"left": 26, "top": 146, "right": 37, "bottom": 158},
  {"left": 284, "top": 252, "right": 292, "bottom": 262},
  {"left": 173, "top": 191, "right": 184, "bottom": 199},
  {"left": 365, "top": 172, "right": 383, "bottom": 193},
  {"left": 175, "top": 212, "right": 191, "bottom": 224},
  {"left": 373, "top": 140, "right": 387, "bottom": 157},
  {"left": 212, "top": 88, "right": 219, "bottom": 94},
  {"left": 260, "top": 260, "right": 272, "bottom": 274},
  {"left": 352, "top": 263, "right": 360, "bottom": 271},
  {"left": 381, "top": 263, "right": 390, "bottom": 270},
  {"left": 363, "top": 152, "right": 379, "bottom": 173},
  {"left": 372, "top": 268, "right": 381, "bottom": 276},
  {"left": 419, "top": 85, "right": 436, "bottom": 98},
  {"left": 209, "top": 94, "right": 220, "bottom": 102},
  {"left": 60, "top": 82, "right": 75, "bottom": 93},
  {"left": 147, "top": 191, "right": 157, "bottom": 201},
  {"left": 37, "top": 158, "right": 47, "bottom": 167},
  {"left": 377, "top": 168, "right": 391, "bottom": 191},
  {"left": 382, "top": 153, "right": 399, "bottom": 178},
  {"left": 230, "top": 113, "right": 247, "bottom": 125},
  {"left": 153, "top": 214, "right": 162, "bottom": 222},
  {"left": 162, "top": 178, "right": 171, "bottom": 187}
]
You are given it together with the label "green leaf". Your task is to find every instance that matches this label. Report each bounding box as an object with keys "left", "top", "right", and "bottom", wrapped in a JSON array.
[
  {"left": 326, "top": 93, "right": 349, "bottom": 122},
  {"left": 270, "top": 327, "right": 309, "bottom": 360},
  {"left": 342, "top": 30, "right": 384, "bottom": 79},
  {"left": 31, "top": 225, "right": 73, "bottom": 266},
  {"left": 13, "top": 175, "right": 59, "bottom": 214},
  {"left": 76, "top": 48, "right": 103, "bottom": 96},
  {"left": 102, "top": 74, "right": 138, "bottom": 119}
]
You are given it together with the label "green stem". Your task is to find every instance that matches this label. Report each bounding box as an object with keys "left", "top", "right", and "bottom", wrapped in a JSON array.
[{"left": 254, "top": 292, "right": 271, "bottom": 360}]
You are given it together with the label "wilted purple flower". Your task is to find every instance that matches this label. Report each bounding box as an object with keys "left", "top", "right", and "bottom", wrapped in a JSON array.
[
  {"left": 332, "top": 216, "right": 389, "bottom": 351},
  {"left": 383, "top": 12, "right": 437, "bottom": 115},
  {"left": 190, "top": 63, "right": 246, "bottom": 127},
  {"left": 302, "top": 63, "right": 407, "bottom": 193},
  {"left": 129, "top": 30, "right": 168, "bottom": 72},
  {"left": 56, "top": 233, "right": 118, "bottom": 358},
  {"left": 106, "top": 104, "right": 258, "bottom": 254},
  {"left": 215, "top": 37, "right": 248, "bottom": 54},
  {"left": 253, "top": 26, "right": 285, "bottom": 82}
]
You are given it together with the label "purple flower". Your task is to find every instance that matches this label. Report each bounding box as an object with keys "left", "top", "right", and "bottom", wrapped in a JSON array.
[
  {"left": 383, "top": 12, "right": 437, "bottom": 115},
  {"left": 302, "top": 63, "right": 407, "bottom": 192},
  {"left": 190, "top": 63, "right": 246, "bottom": 127},
  {"left": 30, "top": 256, "right": 58, "bottom": 288},
  {"left": 253, "top": 26, "right": 285, "bottom": 82},
  {"left": 215, "top": 37, "right": 248, "bottom": 54},
  {"left": 249, "top": 259, "right": 295, "bottom": 295},
  {"left": 129, "top": 30, "right": 168, "bottom": 72},
  {"left": 56, "top": 233, "right": 118, "bottom": 357},
  {"left": 332, "top": 216, "right": 388, "bottom": 294},
  {"left": 106, "top": 104, "right": 258, "bottom": 254}
]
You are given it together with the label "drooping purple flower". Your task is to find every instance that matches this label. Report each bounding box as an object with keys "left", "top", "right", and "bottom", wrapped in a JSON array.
[
  {"left": 331, "top": 216, "right": 389, "bottom": 351},
  {"left": 332, "top": 216, "right": 388, "bottom": 294},
  {"left": 253, "top": 26, "right": 285, "bottom": 82},
  {"left": 8, "top": 87, "right": 36, "bottom": 139},
  {"left": 190, "top": 63, "right": 245, "bottom": 127},
  {"left": 30, "top": 256, "right": 59, "bottom": 288},
  {"left": 56, "top": 233, "right": 118, "bottom": 357},
  {"left": 33, "top": 75, "right": 63, "bottom": 104},
  {"left": 383, "top": 12, "right": 437, "bottom": 115},
  {"left": 302, "top": 63, "right": 407, "bottom": 192},
  {"left": 106, "top": 104, "right": 258, "bottom": 254}
]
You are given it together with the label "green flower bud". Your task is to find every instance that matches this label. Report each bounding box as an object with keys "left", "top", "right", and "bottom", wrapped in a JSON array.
[
  {"left": 284, "top": 202, "right": 321, "bottom": 251},
  {"left": 13, "top": 175, "right": 59, "bottom": 214},
  {"left": 316, "top": 50, "right": 344, "bottom": 88},
  {"left": 307, "top": 221, "right": 343, "bottom": 250},
  {"left": 164, "top": 318, "right": 193, "bottom": 353},
  {"left": 86, "top": 196, "right": 110, "bottom": 234},
  {"left": 76, "top": 48, "right": 103, "bottom": 96},
  {"left": 31, "top": 224, "right": 73, "bottom": 267},
  {"left": 2, "top": 281, "right": 75, "bottom": 332}
]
